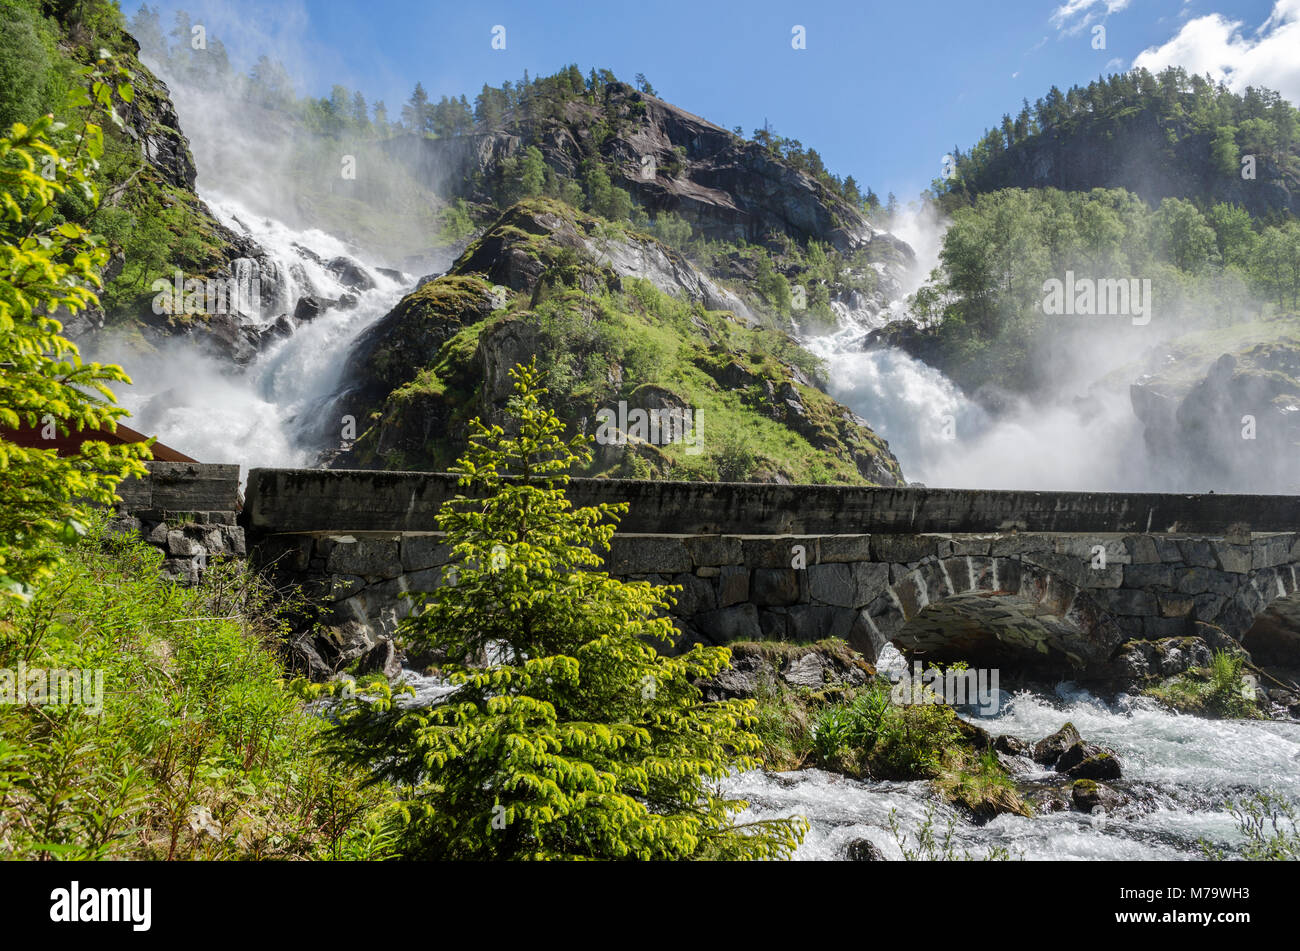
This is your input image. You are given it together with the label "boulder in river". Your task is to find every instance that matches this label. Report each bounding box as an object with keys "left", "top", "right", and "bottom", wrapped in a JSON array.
[
  {"left": 1063, "top": 747, "right": 1123, "bottom": 781},
  {"left": 1032, "top": 723, "right": 1083, "bottom": 767},
  {"left": 1071, "top": 779, "right": 1127, "bottom": 814},
  {"left": 1032, "top": 722, "right": 1124, "bottom": 779},
  {"left": 844, "top": 837, "right": 888, "bottom": 861}
]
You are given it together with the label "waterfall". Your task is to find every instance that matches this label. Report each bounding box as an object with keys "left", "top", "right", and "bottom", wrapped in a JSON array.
[
  {"left": 107, "top": 196, "right": 412, "bottom": 478},
  {"left": 796, "top": 217, "right": 1156, "bottom": 492}
]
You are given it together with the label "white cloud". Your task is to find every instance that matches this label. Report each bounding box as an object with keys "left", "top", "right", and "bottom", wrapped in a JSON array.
[
  {"left": 1132, "top": 0, "right": 1300, "bottom": 104},
  {"left": 1050, "top": 0, "right": 1131, "bottom": 35}
]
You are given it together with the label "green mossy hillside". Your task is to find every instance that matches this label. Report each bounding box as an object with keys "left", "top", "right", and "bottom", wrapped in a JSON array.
[{"left": 337, "top": 199, "right": 904, "bottom": 485}]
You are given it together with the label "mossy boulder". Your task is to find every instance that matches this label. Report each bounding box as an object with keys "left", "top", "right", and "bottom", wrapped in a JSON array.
[
  {"left": 1031, "top": 722, "right": 1084, "bottom": 767},
  {"left": 1071, "top": 778, "right": 1127, "bottom": 814}
]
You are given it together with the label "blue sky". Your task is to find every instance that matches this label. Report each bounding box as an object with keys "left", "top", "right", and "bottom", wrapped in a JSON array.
[{"left": 129, "top": 0, "right": 1297, "bottom": 201}]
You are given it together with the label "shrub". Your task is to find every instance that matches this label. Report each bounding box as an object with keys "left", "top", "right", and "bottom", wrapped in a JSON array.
[
  {"left": 0, "top": 521, "right": 385, "bottom": 859},
  {"left": 1202, "top": 791, "right": 1300, "bottom": 861}
]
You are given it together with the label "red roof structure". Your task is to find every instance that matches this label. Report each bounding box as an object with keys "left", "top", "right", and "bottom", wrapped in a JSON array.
[{"left": 2, "top": 421, "right": 198, "bottom": 462}]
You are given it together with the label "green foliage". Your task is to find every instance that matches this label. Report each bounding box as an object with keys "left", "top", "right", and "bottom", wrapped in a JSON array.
[
  {"left": 1152, "top": 196, "right": 1217, "bottom": 273},
  {"left": 0, "top": 0, "right": 65, "bottom": 132},
  {"left": 942, "top": 65, "right": 1300, "bottom": 198},
  {"left": 0, "top": 520, "right": 386, "bottom": 859},
  {"left": 811, "top": 686, "right": 889, "bottom": 763},
  {"left": 318, "top": 362, "right": 807, "bottom": 859},
  {"left": 650, "top": 211, "right": 693, "bottom": 248},
  {"left": 888, "top": 804, "right": 1017, "bottom": 861},
  {"left": 912, "top": 184, "right": 1300, "bottom": 393},
  {"left": 435, "top": 198, "right": 476, "bottom": 246},
  {"left": 496, "top": 145, "right": 547, "bottom": 205},
  {"left": 0, "top": 54, "right": 150, "bottom": 601},
  {"left": 811, "top": 682, "right": 964, "bottom": 779},
  {"left": 810, "top": 680, "right": 1030, "bottom": 818},
  {"left": 1210, "top": 125, "right": 1239, "bottom": 176},
  {"left": 747, "top": 678, "right": 813, "bottom": 769},
  {"left": 1145, "top": 649, "right": 1262, "bottom": 719},
  {"left": 1214, "top": 792, "right": 1300, "bottom": 861},
  {"left": 754, "top": 253, "right": 793, "bottom": 312}
]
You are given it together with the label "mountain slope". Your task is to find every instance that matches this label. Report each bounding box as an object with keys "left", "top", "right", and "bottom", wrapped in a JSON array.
[
  {"left": 0, "top": 0, "right": 275, "bottom": 351},
  {"left": 393, "top": 78, "right": 877, "bottom": 252},
  {"left": 328, "top": 199, "right": 904, "bottom": 486}
]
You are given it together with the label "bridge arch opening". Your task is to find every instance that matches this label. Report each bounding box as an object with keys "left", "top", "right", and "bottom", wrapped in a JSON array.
[
  {"left": 859, "top": 557, "right": 1126, "bottom": 677},
  {"left": 891, "top": 591, "right": 1093, "bottom": 674}
]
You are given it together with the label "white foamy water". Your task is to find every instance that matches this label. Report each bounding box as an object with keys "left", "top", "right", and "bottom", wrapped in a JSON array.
[
  {"left": 108, "top": 196, "right": 411, "bottom": 477},
  {"left": 727, "top": 685, "right": 1300, "bottom": 861}
]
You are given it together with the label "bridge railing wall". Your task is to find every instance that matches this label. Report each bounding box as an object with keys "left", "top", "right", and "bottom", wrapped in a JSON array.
[{"left": 241, "top": 468, "right": 1300, "bottom": 536}]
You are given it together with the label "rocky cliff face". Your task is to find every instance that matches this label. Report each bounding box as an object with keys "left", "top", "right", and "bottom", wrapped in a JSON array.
[
  {"left": 328, "top": 199, "right": 904, "bottom": 486},
  {"left": 389, "top": 82, "right": 879, "bottom": 253},
  {"left": 964, "top": 110, "right": 1300, "bottom": 220},
  {"left": 49, "top": 26, "right": 287, "bottom": 360}
]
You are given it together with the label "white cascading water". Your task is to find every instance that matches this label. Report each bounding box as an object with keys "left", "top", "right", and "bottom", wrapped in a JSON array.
[{"left": 113, "top": 195, "right": 411, "bottom": 477}]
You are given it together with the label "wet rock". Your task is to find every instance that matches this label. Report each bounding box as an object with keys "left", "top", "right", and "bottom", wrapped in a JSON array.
[
  {"left": 994, "top": 734, "right": 1030, "bottom": 757},
  {"left": 355, "top": 639, "right": 403, "bottom": 679},
  {"left": 845, "top": 838, "right": 888, "bottom": 861},
  {"left": 1032, "top": 723, "right": 1083, "bottom": 767},
  {"left": 1071, "top": 779, "right": 1127, "bottom": 813},
  {"left": 1025, "top": 785, "right": 1071, "bottom": 813},
  {"left": 955, "top": 718, "right": 994, "bottom": 751},
  {"left": 294, "top": 295, "right": 339, "bottom": 320},
  {"left": 327, "top": 256, "right": 375, "bottom": 290},
  {"left": 1063, "top": 746, "right": 1124, "bottom": 781},
  {"left": 997, "top": 752, "right": 1036, "bottom": 775}
]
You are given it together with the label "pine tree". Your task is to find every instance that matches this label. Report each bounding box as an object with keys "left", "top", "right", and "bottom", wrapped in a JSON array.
[
  {"left": 319, "top": 361, "right": 807, "bottom": 860},
  {"left": 351, "top": 90, "right": 370, "bottom": 130},
  {"left": 402, "top": 81, "right": 431, "bottom": 134}
]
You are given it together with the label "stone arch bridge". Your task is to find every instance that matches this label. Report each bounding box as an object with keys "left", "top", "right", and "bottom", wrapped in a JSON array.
[{"left": 242, "top": 470, "right": 1300, "bottom": 680}]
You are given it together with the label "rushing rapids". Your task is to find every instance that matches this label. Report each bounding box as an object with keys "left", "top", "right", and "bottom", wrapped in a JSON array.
[{"left": 729, "top": 647, "right": 1300, "bottom": 860}]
